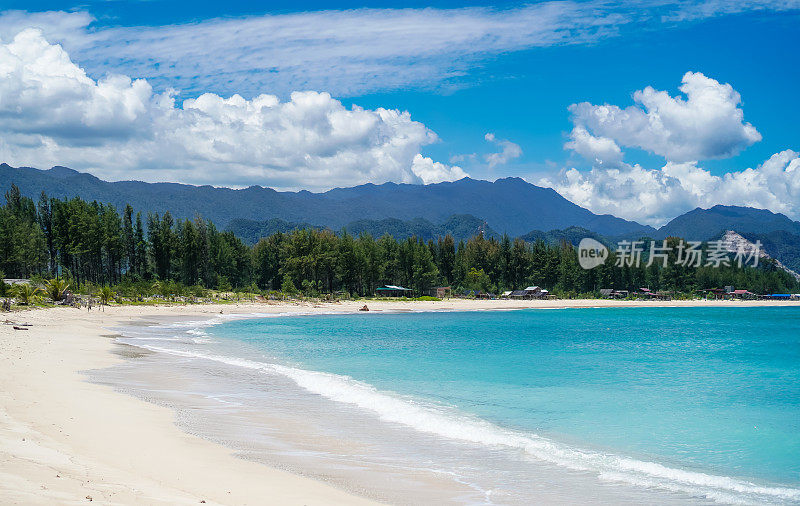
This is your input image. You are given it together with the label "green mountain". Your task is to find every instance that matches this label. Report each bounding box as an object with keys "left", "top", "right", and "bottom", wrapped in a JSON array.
[
  {"left": 0, "top": 163, "right": 653, "bottom": 237},
  {"left": 657, "top": 205, "right": 800, "bottom": 240},
  {"left": 227, "top": 214, "right": 497, "bottom": 244},
  {"left": 4, "top": 164, "right": 800, "bottom": 273},
  {"left": 518, "top": 226, "right": 611, "bottom": 246},
  {"left": 226, "top": 218, "right": 319, "bottom": 243},
  {"left": 740, "top": 230, "right": 800, "bottom": 274}
]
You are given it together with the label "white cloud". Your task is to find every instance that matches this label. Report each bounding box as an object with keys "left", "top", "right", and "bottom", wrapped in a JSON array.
[
  {"left": 3, "top": 3, "right": 799, "bottom": 97},
  {"left": 549, "top": 71, "right": 798, "bottom": 225},
  {"left": 0, "top": 10, "right": 93, "bottom": 44},
  {"left": 564, "top": 127, "right": 623, "bottom": 167},
  {"left": 0, "top": 29, "right": 468, "bottom": 190},
  {"left": 662, "top": 0, "right": 800, "bottom": 22},
  {"left": 484, "top": 133, "right": 522, "bottom": 168},
  {"left": 539, "top": 150, "right": 800, "bottom": 226},
  {"left": 569, "top": 72, "right": 761, "bottom": 163},
  {"left": 410, "top": 154, "right": 467, "bottom": 185},
  {"left": 0, "top": 6, "right": 623, "bottom": 97}
]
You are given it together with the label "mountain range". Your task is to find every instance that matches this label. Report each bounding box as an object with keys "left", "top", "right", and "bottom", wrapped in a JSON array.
[
  {"left": 227, "top": 215, "right": 498, "bottom": 244},
  {"left": 0, "top": 163, "right": 651, "bottom": 237},
  {"left": 656, "top": 205, "right": 800, "bottom": 239},
  {"left": 3, "top": 163, "right": 800, "bottom": 270}
]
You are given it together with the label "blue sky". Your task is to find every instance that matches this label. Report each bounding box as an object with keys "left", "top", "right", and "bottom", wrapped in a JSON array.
[{"left": 1, "top": 1, "right": 799, "bottom": 224}]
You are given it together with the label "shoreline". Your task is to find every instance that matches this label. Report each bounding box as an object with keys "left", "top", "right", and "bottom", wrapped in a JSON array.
[
  {"left": 2, "top": 299, "right": 800, "bottom": 504},
  {"left": 0, "top": 302, "right": 382, "bottom": 505}
]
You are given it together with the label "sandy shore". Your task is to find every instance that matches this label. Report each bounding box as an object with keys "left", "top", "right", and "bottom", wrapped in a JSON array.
[{"left": 2, "top": 297, "right": 798, "bottom": 504}]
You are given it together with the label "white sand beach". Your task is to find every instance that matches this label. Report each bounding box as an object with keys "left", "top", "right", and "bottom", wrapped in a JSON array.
[{"left": 2, "top": 298, "right": 798, "bottom": 504}]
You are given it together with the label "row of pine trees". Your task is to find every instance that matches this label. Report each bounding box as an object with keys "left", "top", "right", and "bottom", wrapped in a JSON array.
[{"left": 1, "top": 185, "right": 798, "bottom": 297}]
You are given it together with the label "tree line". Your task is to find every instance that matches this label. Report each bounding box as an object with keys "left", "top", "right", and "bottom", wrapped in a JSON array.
[{"left": 1, "top": 185, "right": 798, "bottom": 297}]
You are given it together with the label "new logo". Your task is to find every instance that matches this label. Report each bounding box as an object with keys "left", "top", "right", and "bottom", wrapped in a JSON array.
[{"left": 578, "top": 238, "right": 608, "bottom": 269}]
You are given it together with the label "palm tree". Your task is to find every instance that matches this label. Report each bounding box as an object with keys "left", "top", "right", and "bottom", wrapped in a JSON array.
[
  {"left": 14, "top": 284, "right": 42, "bottom": 305},
  {"left": 45, "top": 278, "right": 70, "bottom": 302},
  {"left": 98, "top": 285, "right": 114, "bottom": 309},
  {"left": 151, "top": 280, "right": 162, "bottom": 298}
]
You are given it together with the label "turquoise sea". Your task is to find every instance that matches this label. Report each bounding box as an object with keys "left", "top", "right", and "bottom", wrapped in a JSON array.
[{"left": 112, "top": 306, "right": 800, "bottom": 504}]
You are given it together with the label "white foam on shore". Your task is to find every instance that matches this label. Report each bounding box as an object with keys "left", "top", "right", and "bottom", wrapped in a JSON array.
[{"left": 123, "top": 330, "right": 800, "bottom": 506}]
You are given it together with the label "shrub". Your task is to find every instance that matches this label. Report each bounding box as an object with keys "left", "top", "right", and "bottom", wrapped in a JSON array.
[
  {"left": 13, "top": 283, "right": 42, "bottom": 305},
  {"left": 45, "top": 278, "right": 70, "bottom": 302},
  {"left": 98, "top": 285, "right": 115, "bottom": 306}
]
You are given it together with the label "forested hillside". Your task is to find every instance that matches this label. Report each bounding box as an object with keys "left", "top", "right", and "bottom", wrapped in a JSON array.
[
  {"left": 1, "top": 164, "right": 653, "bottom": 236},
  {"left": 740, "top": 230, "right": 800, "bottom": 273},
  {"left": 227, "top": 214, "right": 496, "bottom": 244},
  {"left": 2, "top": 185, "right": 797, "bottom": 298},
  {"left": 657, "top": 205, "right": 800, "bottom": 239}
]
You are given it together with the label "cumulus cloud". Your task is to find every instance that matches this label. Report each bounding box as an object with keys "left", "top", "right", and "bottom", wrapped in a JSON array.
[
  {"left": 3, "top": 2, "right": 800, "bottom": 97},
  {"left": 564, "top": 127, "right": 623, "bottom": 167},
  {"left": 410, "top": 154, "right": 467, "bottom": 185},
  {"left": 484, "top": 133, "right": 522, "bottom": 168},
  {"left": 546, "top": 71, "right": 799, "bottom": 225},
  {"left": 0, "top": 29, "right": 467, "bottom": 190},
  {"left": 538, "top": 150, "right": 800, "bottom": 225},
  {"left": 569, "top": 72, "right": 761, "bottom": 163}
]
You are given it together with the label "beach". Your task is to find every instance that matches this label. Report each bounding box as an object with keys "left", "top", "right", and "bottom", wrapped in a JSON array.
[{"left": 2, "top": 298, "right": 799, "bottom": 505}]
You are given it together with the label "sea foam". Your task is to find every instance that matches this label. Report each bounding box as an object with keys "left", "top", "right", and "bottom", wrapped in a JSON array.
[{"left": 124, "top": 320, "right": 800, "bottom": 506}]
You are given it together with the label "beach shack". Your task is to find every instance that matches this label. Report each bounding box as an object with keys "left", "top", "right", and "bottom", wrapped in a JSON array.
[
  {"left": 3, "top": 279, "right": 31, "bottom": 286},
  {"left": 636, "top": 288, "right": 671, "bottom": 300},
  {"left": 507, "top": 286, "right": 547, "bottom": 299},
  {"left": 375, "top": 285, "right": 413, "bottom": 297},
  {"left": 523, "top": 286, "right": 547, "bottom": 299},
  {"left": 425, "top": 286, "right": 452, "bottom": 299},
  {"left": 599, "top": 288, "right": 628, "bottom": 299},
  {"left": 702, "top": 288, "right": 727, "bottom": 300},
  {"left": 763, "top": 293, "right": 792, "bottom": 300}
]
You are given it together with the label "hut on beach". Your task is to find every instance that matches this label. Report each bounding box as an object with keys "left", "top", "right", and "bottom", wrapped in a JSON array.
[
  {"left": 523, "top": 286, "right": 548, "bottom": 299},
  {"left": 506, "top": 286, "right": 548, "bottom": 299},
  {"left": 2, "top": 279, "right": 31, "bottom": 286},
  {"left": 761, "top": 293, "right": 798, "bottom": 300},
  {"left": 599, "top": 289, "right": 629, "bottom": 299},
  {"left": 375, "top": 285, "right": 413, "bottom": 297},
  {"left": 425, "top": 286, "right": 452, "bottom": 298}
]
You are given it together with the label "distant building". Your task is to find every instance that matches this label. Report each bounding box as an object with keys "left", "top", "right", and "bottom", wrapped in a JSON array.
[
  {"left": 523, "top": 286, "right": 550, "bottom": 299},
  {"left": 506, "top": 286, "right": 549, "bottom": 299},
  {"left": 426, "top": 286, "right": 452, "bottom": 299},
  {"left": 636, "top": 288, "right": 671, "bottom": 300},
  {"left": 599, "top": 289, "right": 628, "bottom": 299},
  {"left": 375, "top": 285, "right": 413, "bottom": 297},
  {"left": 3, "top": 279, "right": 31, "bottom": 286},
  {"left": 704, "top": 288, "right": 761, "bottom": 300},
  {"left": 702, "top": 288, "right": 726, "bottom": 300},
  {"left": 763, "top": 293, "right": 792, "bottom": 300}
]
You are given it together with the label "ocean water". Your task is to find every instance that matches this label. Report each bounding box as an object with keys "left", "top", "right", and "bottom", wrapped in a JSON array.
[{"left": 107, "top": 307, "right": 800, "bottom": 505}]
